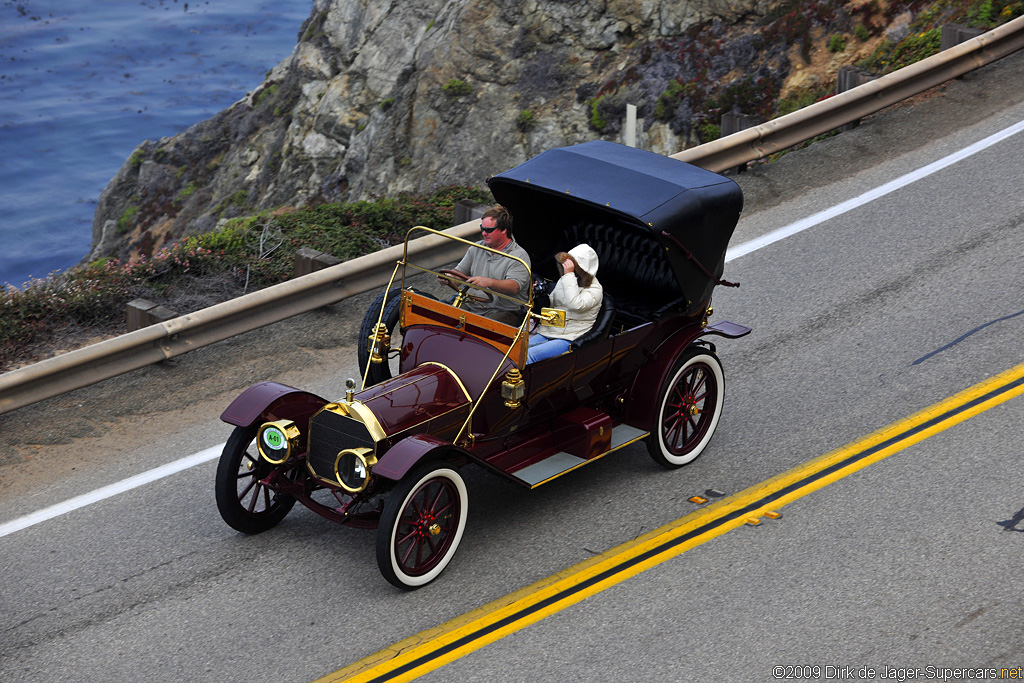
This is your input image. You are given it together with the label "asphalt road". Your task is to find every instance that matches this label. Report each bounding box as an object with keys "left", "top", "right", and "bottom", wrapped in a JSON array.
[{"left": 2, "top": 50, "right": 1024, "bottom": 682}]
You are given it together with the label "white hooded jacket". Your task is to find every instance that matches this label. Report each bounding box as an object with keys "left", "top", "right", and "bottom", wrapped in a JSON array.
[{"left": 541, "top": 244, "right": 603, "bottom": 342}]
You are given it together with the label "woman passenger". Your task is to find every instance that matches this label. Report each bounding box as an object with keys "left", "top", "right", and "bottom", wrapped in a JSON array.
[{"left": 527, "top": 244, "right": 603, "bottom": 363}]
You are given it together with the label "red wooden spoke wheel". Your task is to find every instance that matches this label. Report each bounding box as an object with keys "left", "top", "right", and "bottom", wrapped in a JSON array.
[
  {"left": 646, "top": 349, "right": 725, "bottom": 468},
  {"left": 376, "top": 462, "right": 468, "bottom": 589}
]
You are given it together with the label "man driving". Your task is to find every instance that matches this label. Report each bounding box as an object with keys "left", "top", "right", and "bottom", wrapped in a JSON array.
[{"left": 447, "top": 205, "right": 531, "bottom": 326}]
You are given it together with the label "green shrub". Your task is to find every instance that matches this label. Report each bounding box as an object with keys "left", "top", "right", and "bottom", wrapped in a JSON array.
[
  {"left": 856, "top": 26, "right": 941, "bottom": 74},
  {"left": 969, "top": 0, "right": 996, "bottom": 25},
  {"left": 442, "top": 79, "right": 471, "bottom": 97},
  {"left": 856, "top": 39, "right": 893, "bottom": 72},
  {"left": 654, "top": 80, "right": 696, "bottom": 121},
  {"left": 588, "top": 96, "right": 608, "bottom": 131},
  {"left": 117, "top": 205, "right": 139, "bottom": 233},
  {"left": 828, "top": 34, "right": 847, "bottom": 52},
  {"left": 775, "top": 86, "right": 831, "bottom": 117},
  {"left": 887, "top": 28, "right": 941, "bottom": 70},
  {"left": 516, "top": 109, "right": 536, "bottom": 132},
  {"left": 254, "top": 84, "right": 278, "bottom": 107},
  {"left": 854, "top": 24, "right": 871, "bottom": 41},
  {"left": 1001, "top": 2, "right": 1024, "bottom": 21},
  {"left": 177, "top": 181, "right": 198, "bottom": 200},
  {"left": 698, "top": 122, "right": 721, "bottom": 143}
]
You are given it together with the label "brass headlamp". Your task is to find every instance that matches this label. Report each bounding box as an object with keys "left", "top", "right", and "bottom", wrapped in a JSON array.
[{"left": 256, "top": 419, "right": 301, "bottom": 465}]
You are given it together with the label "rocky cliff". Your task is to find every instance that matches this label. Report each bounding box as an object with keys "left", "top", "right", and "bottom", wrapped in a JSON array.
[{"left": 89, "top": 0, "right": 903, "bottom": 262}]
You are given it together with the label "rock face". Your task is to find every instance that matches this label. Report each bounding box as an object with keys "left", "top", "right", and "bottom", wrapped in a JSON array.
[{"left": 89, "top": 0, "right": 809, "bottom": 262}]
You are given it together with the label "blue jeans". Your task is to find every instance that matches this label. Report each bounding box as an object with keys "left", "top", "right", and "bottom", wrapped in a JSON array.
[{"left": 527, "top": 334, "right": 571, "bottom": 363}]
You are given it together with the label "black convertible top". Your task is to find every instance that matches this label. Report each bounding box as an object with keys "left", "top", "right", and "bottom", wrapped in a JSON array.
[{"left": 487, "top": 141, "right": 743, "bottom": 318}]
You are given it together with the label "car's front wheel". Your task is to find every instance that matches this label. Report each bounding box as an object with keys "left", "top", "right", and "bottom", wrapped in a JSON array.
[
  {"left": 646, "top": 348, "right": 725, "bottom": 468},
  {"left": 376, "top": 461, "right": 468, "bottom": 589},
  {"left": 215, "top": 425, "right": 297, "bottom": 533}
]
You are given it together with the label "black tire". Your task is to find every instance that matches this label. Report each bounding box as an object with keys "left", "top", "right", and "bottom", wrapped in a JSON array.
[
  {"left": 646, "top": 348, "right": 725, "bottom": 469},
  {"left": 357, "top": 288, "right": 403, "bottom": 385},
  {"left": 358, "top": 288, "right": 439, "bottom": 385},
  {"left": 376, "top": 461, "right": 468, "bottom": 589},
  {"left": 215, "top": 425, "right": 297, "bottom": 533}
]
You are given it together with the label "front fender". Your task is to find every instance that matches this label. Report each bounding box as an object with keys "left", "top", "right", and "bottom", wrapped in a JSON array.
[
  {"left": 373, "top": 434, "right": 470, "bottom": 482},
  {"left": 220, "top": 381, "right": 328, "bottom": 429}
]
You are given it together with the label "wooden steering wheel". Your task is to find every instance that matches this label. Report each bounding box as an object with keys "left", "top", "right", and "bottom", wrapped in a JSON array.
[{"left": 437, "top": 269, "right": 494, "bottom": 304}]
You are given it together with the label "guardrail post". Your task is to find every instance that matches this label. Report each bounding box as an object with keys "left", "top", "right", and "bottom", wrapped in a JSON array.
[
  {"left": 454, "top": 199, "right": 487, "bottom": 225},
  {"left": 941, "top": 24, "right": 985, "bottom": 51},
  {"left": 719, "top": 113, "right": 762, "bottom": 173},
  {"left": 294, "top": 247, "right": 343, "bottom": 277},
  {"left": 836, "top": 66, "right": 878, "bottom": 131},
  {"left": 624, "top": 104, "right": 637, "bottom": 147},
  {"left": 126, "top": 299, "right": 178, "bottom": 332}
]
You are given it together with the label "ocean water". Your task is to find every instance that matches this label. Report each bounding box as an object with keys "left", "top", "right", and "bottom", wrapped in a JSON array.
[{"left": 0, "top": 0, "right": 314, "bottom": 288}]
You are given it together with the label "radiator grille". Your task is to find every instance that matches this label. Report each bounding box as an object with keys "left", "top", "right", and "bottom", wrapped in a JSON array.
[{"left": 307, "top": 408, "right": 376, "bottom": 483}]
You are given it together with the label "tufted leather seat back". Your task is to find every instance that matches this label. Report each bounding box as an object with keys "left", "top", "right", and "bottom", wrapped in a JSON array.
[{"left": 567, "top": 220, "right": 684, "bottom": 325}]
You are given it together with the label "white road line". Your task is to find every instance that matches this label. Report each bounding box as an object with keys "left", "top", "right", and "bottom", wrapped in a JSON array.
[
  {"left": 725, "top": 118, "right": 1024, "bottom": 262},
  {"left": 4, "top": 117, "right": 1023, "bottom": 540},
  {"left": 0, "top": 444, "right": 223, "bottom": 538}
]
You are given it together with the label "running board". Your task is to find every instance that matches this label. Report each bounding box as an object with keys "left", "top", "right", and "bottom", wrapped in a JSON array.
[{"left": 511, "top": 424, "right": 649, "bottom": 488}]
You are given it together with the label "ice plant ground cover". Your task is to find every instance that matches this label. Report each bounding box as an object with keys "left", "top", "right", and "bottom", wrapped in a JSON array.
[{"left": 0, "top": 186, "right": 489, "bottom": 371}]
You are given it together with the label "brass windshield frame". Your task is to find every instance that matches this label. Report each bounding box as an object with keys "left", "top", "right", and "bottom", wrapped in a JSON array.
[
  {"left": 401, "top": 226, "right": 533, "bottom": 444},
  {"left": 400, "top": 225, "right": 534, "bottom": 312}
]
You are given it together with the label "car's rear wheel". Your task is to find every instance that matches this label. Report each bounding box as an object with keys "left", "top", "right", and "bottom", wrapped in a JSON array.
[
  {"left": 646, "top": 348, "right": 724, "bottom": 468},
  {"left": 376, "top": 462, "right": 468, "bottom": 589},
  {"left": 357, "top": 288, "right": 440, "bottom": 385},
  {"left": 215, "top": 425, "right": 297, "bottom": 533},
  {"left": 357, "top": 288, "right": 403, "bottom": 385}
]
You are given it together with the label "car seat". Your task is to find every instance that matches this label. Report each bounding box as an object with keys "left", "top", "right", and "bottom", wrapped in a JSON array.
[{"left": 569, "top": 293, "right": 616, "bottom": 350}]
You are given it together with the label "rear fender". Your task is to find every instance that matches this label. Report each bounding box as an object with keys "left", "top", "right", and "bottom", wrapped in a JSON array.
[
  {"left": 625, "top": 320, "right": 749, "bottom": 430},
  {"left": 373, "top": 434, "right": 470, "bottom": 482},
  {"left": 220, "top": 381, "right": 328, "bottom": 431}
]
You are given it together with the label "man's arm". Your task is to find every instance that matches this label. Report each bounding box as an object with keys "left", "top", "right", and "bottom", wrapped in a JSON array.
[
  {"left": 465, "top": 275, "right": 521, "bottom": 295},
  {"left": 470, "top": 255, "right": 530, "bottom": 297}
]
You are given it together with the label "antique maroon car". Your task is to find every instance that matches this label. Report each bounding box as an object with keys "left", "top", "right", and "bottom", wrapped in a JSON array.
[{"left": 215, "top": 141, "right": 750, "bottom": 589}]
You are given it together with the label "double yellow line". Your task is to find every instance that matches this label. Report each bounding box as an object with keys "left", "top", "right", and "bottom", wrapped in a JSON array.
[{"left": 319, "top": 361, "right": 1024, "bottom": 683}]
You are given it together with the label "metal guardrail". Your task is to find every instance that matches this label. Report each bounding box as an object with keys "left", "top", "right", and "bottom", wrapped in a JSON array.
[
  {"left": 673, "top": 15, "right": 1024, "bottom": 171},
  {"left": 0, "top": 227, "right": 477, "bottom": 414},
  {"left": 2, "top": 15, "right": 1023, "bottom": 416}
]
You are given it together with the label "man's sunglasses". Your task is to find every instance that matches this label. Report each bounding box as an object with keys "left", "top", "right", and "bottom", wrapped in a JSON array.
[{"left": 480, "top": 225, "right": 498, "bottom": 233}]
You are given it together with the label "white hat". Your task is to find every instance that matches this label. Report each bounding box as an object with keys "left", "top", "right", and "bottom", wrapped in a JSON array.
[{"left": 568, "top": 243, "right": 599, "bottom": 276}]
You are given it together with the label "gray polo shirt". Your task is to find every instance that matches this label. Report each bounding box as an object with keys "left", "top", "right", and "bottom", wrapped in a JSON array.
[{"left": 455, "top": 238, "right": 532, "bottom": 323}]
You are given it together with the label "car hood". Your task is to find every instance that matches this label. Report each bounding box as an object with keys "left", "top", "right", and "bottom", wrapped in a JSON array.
[{"left": 355, "top": 362, "right": 472, "bottom": 439}]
